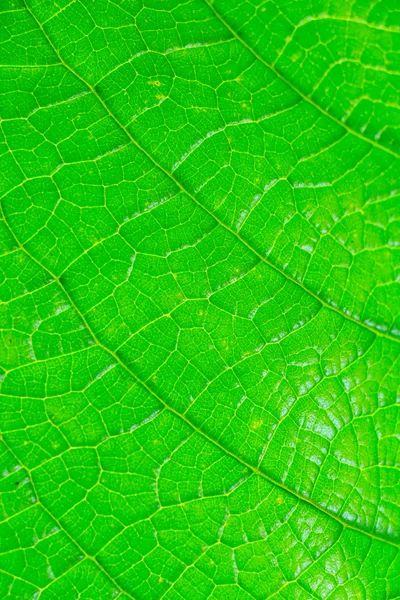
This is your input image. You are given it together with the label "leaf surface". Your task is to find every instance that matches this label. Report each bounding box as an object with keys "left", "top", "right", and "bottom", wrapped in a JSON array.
[{"left": 0, "top": 0, "right": 399, "bottom": 598}]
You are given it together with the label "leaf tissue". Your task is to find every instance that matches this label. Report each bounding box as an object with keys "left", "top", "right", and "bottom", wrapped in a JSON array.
[{"left": 0, "top": 0, "right": 399, "bottom": 598}]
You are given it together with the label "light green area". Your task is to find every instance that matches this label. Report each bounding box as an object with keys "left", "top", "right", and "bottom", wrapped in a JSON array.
[{"left": 0, "top": 0, "right": 399, "bottom": 598}]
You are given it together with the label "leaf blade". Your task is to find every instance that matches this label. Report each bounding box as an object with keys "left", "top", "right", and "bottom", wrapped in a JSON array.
[{"left": 1, "top": 1, "right": 400, "bottom": 598}]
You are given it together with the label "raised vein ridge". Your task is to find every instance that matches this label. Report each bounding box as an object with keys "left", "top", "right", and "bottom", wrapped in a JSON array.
[
  {"left": 204, "top": 0, "right": 400, "bottom": 161},
  {"left": 2, "top": 202, "right": 399, "bottom": 549},
  {"left": 20, "top": 0, "right": 400, "bottom": 344}
]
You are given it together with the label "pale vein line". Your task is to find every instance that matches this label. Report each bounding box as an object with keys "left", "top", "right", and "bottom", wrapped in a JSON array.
[
  {"left": 21, "top": 0, "right": 399, "bottom": 343},
  {"left": 1, "top": 207, "right": 398, "bottom": 550},
  {"left": 0, "top": 8, "right": 396, "bottom": 586},
  {"left": 1, "top": 436, "right": 138, "bottom": 600},
  {"left": 203, "top": 0, "right": 400, "bottom": 160}
]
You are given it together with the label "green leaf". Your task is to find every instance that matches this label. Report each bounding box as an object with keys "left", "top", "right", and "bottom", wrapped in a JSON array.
[{"left": 1, "top": 0, "right": 399, "bottom": 598}]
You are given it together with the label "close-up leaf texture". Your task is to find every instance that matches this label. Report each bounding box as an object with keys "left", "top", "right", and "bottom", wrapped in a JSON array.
[{"left": 0, "top": 0, "right": 400, "bottom": 598}]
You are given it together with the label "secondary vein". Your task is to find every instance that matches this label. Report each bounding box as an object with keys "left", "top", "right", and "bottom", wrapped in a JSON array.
[
  {"left": 21, "top": 0, "right": 400, "bottom": 344},
  {"left": 203, "top": 0, "right": 400, "bottom": 161},
  {"left": 1, "top": 436, "right": 138, "bottom": 600},
  {"left": 1, "top": 205, "right": 398, "bottom": 550}
]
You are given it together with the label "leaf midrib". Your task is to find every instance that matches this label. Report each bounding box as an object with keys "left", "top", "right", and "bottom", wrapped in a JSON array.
[
  {"left": 2, "top": 0, "right": 396, "bottom": 549},
  {"left": 21, "top": 0, "right": 399, "bottom": 344}
]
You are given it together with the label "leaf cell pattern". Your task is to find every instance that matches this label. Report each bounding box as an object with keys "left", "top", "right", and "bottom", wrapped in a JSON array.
[{"left": 0, "top": 1, "right": 399, "bottom": 599}]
